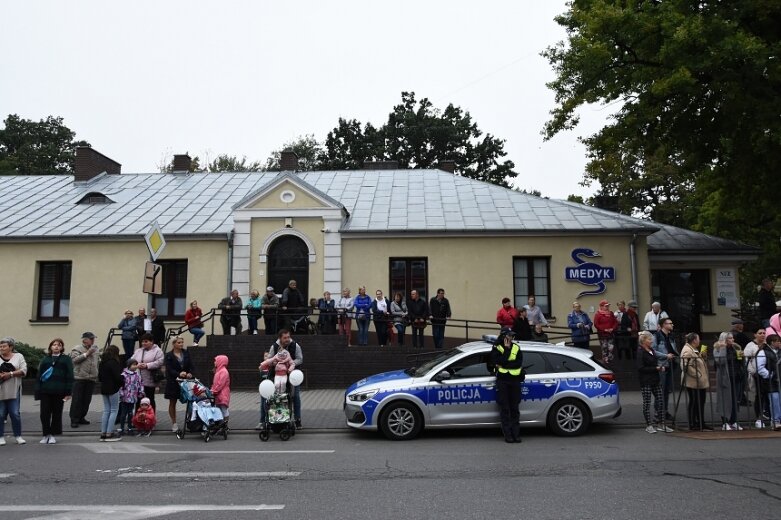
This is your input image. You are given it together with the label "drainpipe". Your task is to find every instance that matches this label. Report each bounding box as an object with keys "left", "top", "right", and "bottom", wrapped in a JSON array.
[
  {"left": 629, "top": 233, "right": 638, "bottom": 303},
  {"left": 227, "top": 230, "right": 234, "bottom": 293}
]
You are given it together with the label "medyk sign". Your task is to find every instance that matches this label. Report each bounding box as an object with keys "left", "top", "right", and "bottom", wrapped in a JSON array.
[{"left": 565, "top": 248, "right": 616, "bottom": 297}]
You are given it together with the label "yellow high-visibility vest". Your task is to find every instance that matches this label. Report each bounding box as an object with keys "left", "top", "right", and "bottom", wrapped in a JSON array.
[{"left": 496, "top": 343, "right": 522, "bottom": 376}]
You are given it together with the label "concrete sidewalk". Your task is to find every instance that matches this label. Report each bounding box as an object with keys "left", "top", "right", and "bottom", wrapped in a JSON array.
[{"left": 5, "top": 389, "right": 759, "bottom": 436}]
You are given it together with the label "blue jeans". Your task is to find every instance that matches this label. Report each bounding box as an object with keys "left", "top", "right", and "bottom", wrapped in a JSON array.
[
  {"left": 770, "top": 392, "right": 781, "bottom": 424},
  {"left": 121, "top": 339, "right": 135, "bottom": 358},
  {"left": 101, "top": 392, "right": 120, "bottom": 434},
  {"left": 395, "top": 323, "right": 406, "bottom": 345},
  {"left": 432, "top": 323, "right": 446, "bottom": 349},
  {"left": 356, "top": 318, "right": 370, "bottom": 345},
  {"left": 118, "top": 402, "right": 135, "bottom": 431},
  {"left": 247, "top": 316, "right": 259, "bottom": 334},
  {"left": 0, "top": 391, "right": 22, "bottom": 437},
  {"left": 189, "top": 327, "right": 205, "bottom": 344}
]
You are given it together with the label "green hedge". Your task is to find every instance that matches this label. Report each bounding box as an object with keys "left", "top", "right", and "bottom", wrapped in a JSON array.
[{"left": 13, "top": 342, "right": 45, "bottom": 378}]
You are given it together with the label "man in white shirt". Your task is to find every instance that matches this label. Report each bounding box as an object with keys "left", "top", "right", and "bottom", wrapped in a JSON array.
[{"left": 643, "top": 302, "right": 668, "bottom": 331}]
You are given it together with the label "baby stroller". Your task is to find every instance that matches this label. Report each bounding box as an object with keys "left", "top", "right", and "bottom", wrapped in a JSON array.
[
  {"left": 174, "top": 378, "right": 228, "bottom": 443},
  {"left": 259, "top": 376, "right": 297, "bottom": 442}
]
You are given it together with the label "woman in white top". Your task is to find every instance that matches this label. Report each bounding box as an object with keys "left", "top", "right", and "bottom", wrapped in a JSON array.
[
  {"left": 0, "top": 337, "right": 28, "bottom": 445},
  {"left": 336, "top": 288, "right": 355, "bottom": 346}
]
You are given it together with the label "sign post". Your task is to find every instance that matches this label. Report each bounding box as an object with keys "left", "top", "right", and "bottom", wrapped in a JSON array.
[{"left": 143, "top": 222, "right": 166, "bottom": 297}]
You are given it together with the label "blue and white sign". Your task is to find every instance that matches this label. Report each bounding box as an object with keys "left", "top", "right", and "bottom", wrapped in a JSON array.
[{"left": 565, "top": 248, "right": 616, "bottom": 297}]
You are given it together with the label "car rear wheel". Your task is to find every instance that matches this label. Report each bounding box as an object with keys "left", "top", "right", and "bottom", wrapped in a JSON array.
[
  {"left": 547, "top": 398, "right": 591, "bottom": 436},
  {"left": 379, "top": 402, "right": 423, "bottom": 441}
]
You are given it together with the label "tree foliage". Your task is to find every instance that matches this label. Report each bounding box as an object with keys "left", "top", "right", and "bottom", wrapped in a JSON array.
[
  {"left": 320, "top": 92, "right": 517, "bottom": 187},
  {"left": 0, "top": 114, "right": 88, "bottom": 175},
  {"left": 264, "top": 135, "right": 323, "bottom": 171},
  {"left": 543, "top": 0, "right": 781, "bottom": 279},
  {"left": 209, "top": 154, "right": 262, "bottom": 172}
]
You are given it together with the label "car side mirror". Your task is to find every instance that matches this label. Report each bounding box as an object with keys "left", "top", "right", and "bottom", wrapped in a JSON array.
[{"left": 432, "top": 370, "right": 451, "bottom": 382}]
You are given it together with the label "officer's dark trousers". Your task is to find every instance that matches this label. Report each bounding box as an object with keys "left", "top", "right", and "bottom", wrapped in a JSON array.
[{"left": 496, "top": 377, "right": 521, "bottom": 440}]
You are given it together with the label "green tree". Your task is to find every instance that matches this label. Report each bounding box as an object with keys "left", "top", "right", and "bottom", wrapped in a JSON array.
[
  {"left": 0, "top": 114, "right": 88, "bottom": 174},
  {"left": 543, "top": 0, "right": 781, "bottom": 279},
  {"left": 208, "top": 154, "right": 262, "bottom": 172},
  {"left": 264, "top": 135, "right": 323, "bottom": 171},
  {"left": 320, "top": 92, "right": 517, "bottom": 187}
]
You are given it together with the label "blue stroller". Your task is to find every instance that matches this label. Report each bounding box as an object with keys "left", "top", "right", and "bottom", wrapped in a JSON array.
[{"left": 174, "top": 378, "right": 228, "bottom": 443}]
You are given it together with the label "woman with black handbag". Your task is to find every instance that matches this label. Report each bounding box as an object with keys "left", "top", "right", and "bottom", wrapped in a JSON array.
[{"left": 35, "top": 338, "right": 74, "bottom": 444}]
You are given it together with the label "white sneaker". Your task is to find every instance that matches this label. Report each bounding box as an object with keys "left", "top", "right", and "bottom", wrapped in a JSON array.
[
  {"left": 645, "top": 425, "right": 656, "bottom": 434},
  {"left": 14, "top": 436, "right": 25, "bottom": 445},
  {"left": 40, "top": 436, "right": 50, "bottom": 444},
  {"left": 722, "top": 424, "right": 731, "bottom": 431},
  {"left": 731, "top": 423, "right": 743, "bottom": 431},
  {"left": 171, "top": 423, "right": 178, "bottom": 432},
  {"left": 755, "top": 420, "right": 765, "bottom": 429},
  {"left": 0, "top": 437, "right": 6, "bottom": 446},
  {"left": 656, "top": 424, "right": 674, "bottom": 433},
  {"left": 47, "top": 436, "right": 57, "bottom": 444}
]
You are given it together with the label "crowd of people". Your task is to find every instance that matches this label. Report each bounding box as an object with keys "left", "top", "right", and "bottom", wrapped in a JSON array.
[
  {"left": 0, "top": 332, "right": 235, "bottom": 444},
  {"left": 206, "top": 281, "right": 453, "bottom": 349},
  {"left": 0, "top": 325, "right": 316, "bottom": 444}
]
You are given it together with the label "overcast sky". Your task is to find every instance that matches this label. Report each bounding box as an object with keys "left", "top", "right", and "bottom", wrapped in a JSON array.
[{"left": 1, "top": 1, "right": 609, "bottom": 199}]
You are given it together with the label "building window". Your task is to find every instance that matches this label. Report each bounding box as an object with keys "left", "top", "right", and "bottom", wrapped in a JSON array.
[
  {"left": 389, "top": 258, "right": 428, "bottom": 301},
  {"left": 37, "top": 262, "right": 72, "bottom": 321},
  {"left": 513, "top": 257, "right": 551, "bottom": 315},
  {"left": 152, "top": 260, "right": 188, "bottom": 319}
]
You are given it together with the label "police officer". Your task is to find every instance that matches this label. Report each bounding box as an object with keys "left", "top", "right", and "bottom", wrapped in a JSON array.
[{"left": 490, "top": 327, "right": 524, "bottom": 443}]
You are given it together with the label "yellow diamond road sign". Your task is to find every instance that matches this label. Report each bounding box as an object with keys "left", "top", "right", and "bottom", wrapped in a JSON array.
[{"left": 144, "top": 221, "right": 166, "bottom": 261}]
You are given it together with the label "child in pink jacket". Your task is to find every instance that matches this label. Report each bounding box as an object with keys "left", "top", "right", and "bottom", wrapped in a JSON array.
[
  {"left": 211, "top": 355, "right": 231, "bottom": 421},
  {"left": 260, "top": 349, "right": 295, "bottom": 393}
]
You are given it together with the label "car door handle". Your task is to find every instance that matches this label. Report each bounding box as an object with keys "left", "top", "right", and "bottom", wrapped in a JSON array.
[
  {"left": 539, "top": 379, "right": 556, "bottom": 385},
  {"left": 482, "top": 384, "right": 495, "bottom": 390}
]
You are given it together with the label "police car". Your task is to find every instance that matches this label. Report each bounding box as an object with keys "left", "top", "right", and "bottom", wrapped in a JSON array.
[{"left": 344, "top": 338, "right": 621, "bottom": 440}]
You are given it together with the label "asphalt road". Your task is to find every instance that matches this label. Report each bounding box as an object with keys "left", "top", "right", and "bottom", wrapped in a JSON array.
[{"left": 2, "top": 427, "right": 779, "bottom": 520}]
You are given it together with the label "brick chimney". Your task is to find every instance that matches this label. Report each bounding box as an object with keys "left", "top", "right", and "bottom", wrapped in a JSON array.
[
  {"left": 363, "top": 160, "right": 400, "bottom": 170},
  {"left": 172, "top": 154, "right": 192, "bottom": 172},
  {"left": 74, "top": 146, "right": 121, "bottom": 182},
  {"left": 438, "top": 160, "right": 456, "bottom": 173},
  {"left": 280, "top": 149, "right": 299, "bottom": 171}
]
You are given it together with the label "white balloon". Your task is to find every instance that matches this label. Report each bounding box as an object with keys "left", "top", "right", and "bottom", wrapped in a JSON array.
[
  {"left": 259, "top": 379, "right": 276, "bottom": 398},
  {"left": 289, "top": 369, "right": 304, "bottom": 387}
]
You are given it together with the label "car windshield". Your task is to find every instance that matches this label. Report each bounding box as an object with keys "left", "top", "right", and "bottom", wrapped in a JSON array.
[{"left": 409, "top": 348, "right": 464, "bottom": 377}]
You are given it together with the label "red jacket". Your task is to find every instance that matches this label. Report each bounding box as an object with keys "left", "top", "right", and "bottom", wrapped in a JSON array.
[
  {"left": 496, "top": 306, "right": 519, "bottom": 328},
  {"left": 185, "top": 307, "right": 203, "bottom": 329},
  {"left": 132, "top": 406, "right": 157, "bottom": 431},
  {"left": 593, "top": 310, "right": 618, "bottom": 338}
]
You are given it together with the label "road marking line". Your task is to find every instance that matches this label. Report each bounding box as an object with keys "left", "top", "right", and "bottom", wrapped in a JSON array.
[
  {"left": 118, "top": 471, "right": 300, "bottom": 478},
  {"left": 76, "top": 443, "right": 334, "bottom": 455},
  {"left": 7, "top": 504, "right": 283, "bottom": 520},
  {"left": 0, "top": 473, "right": 15, "bottom": 478}
]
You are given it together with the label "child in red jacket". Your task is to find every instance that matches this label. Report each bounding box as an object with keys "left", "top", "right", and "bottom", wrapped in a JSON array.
[{"left": 132, "top": 397, "right": 157, "bottom": 436}]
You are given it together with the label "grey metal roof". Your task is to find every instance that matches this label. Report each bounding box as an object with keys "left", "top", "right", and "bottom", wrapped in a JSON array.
[
  {"left": 646, "top": 222, "right": 760, "bottom": 255},
  {"left": 0, "top": 169, "right": 660, "bottom": 239}
]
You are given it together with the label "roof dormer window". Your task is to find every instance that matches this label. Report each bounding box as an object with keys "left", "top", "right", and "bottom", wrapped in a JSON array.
[{"left": 76, "top": 192, "right": 114, "bottom": 204}]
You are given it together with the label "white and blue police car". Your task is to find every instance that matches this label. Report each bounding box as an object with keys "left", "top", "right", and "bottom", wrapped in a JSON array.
[{"left": 344, "top": 337, "right": 621, "bottom": 440}]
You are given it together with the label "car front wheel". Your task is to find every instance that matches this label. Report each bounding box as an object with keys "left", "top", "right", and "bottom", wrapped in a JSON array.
[
  {"left": 379, "top": 402, "right": 423, "bottom": 440},
  {"left": 547, "top": 398, "right": 591, "bottom": 436}
]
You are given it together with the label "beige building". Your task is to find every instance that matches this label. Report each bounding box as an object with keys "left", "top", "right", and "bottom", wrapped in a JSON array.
[{"left": 0, "top": 148, "right": 758, "bottom": 349}]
